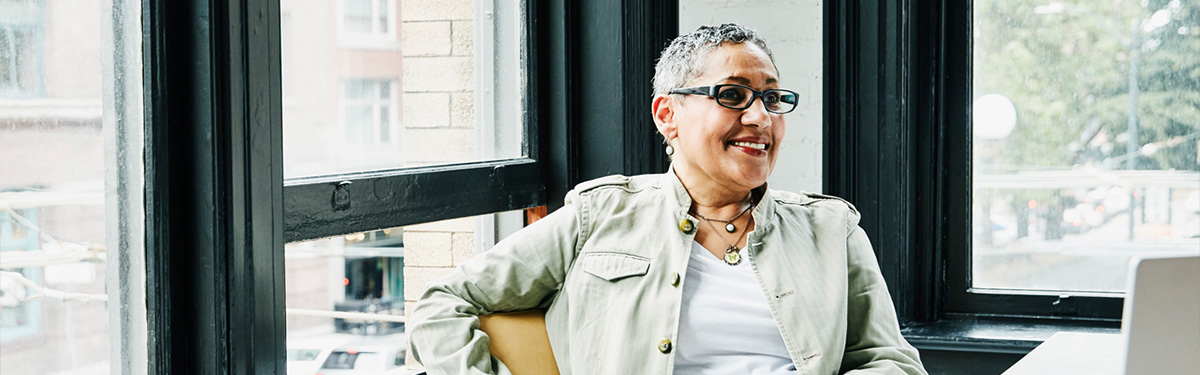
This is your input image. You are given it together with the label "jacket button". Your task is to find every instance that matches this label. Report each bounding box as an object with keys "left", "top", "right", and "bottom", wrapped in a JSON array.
[
  {"left": 658, "top": 338, "right": 673, "bottom": 353},
  {"left": 679, "top": 219, "right": 695, "bottom": 234},
  {"left": 670, "top": 272, "right": 680, "bottom": 287}
]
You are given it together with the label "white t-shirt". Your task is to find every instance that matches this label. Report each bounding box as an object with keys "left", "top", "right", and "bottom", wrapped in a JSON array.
[{"left": 674, "top": 241, "right": 798, "bottom": 374}]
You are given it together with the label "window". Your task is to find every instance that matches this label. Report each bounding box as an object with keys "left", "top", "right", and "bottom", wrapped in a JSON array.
[
  {"left": 52, "top": 0, "right": 678, "bottom": 372},
  {"left": 282, "top": 0, "right": 526, "bottom": 179},
  {"left": 0, "top": 0, "right": 43, "bottom": 97},
  {"left": 342, "top": 78, "right": 398, "bottom": 146},
  {"left": 278, "top": 0, "right": 679, "bottom": 370},
  {"left": 281, "top": 0, "right": 536, "bottom": 239},
  {"left": 341, "top": 0, "right": 396, "bottom": 40},
  {"left": 826, "top": 0, "right": 1199, "bottom": 355},
  {"left": 282, "top": 0, "right": 538, "bottom": 371},
  {"left": 972, "top": 0, "right": 1199, "bottom": 295},
  {"left": 0, "top": 0, "right": 145, "bottom": 372}
]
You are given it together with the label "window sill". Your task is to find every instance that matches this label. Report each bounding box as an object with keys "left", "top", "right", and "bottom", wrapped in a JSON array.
[{"left": 902, "top": 318, "right": 1121, "bottom": 354}]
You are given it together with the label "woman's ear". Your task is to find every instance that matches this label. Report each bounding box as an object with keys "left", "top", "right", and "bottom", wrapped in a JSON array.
[{"left": 652, "top": 95, "right": 677, "bottom": 141}]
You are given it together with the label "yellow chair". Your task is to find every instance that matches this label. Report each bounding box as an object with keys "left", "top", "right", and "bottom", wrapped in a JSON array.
[{"left": 478, "top": 309, "right": 560, "bottom": 375}]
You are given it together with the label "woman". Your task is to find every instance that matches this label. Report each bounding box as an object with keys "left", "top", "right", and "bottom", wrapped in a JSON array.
[{"left": 409, "top": 24, "right": 926, "bottom": 375}]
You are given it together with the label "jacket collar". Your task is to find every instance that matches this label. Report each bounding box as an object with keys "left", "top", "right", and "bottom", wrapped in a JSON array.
[{"left": 659, "top": 167, "right": 778, "bottom": 239}]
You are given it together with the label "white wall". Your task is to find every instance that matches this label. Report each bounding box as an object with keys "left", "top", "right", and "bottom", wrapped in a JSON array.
[{"left": 679, "top": 0, "right": 823, "bottom": 194}]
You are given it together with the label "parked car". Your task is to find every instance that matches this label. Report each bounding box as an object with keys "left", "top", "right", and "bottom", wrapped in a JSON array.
[
  {"left": 315, "top": 340, "right": 422, "bottom": 375},
  {"left": 288, "top": 336, "right": 355, "bottom": 375}
]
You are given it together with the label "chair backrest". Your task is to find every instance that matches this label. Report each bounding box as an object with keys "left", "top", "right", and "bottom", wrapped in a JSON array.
[{"left": 478, "top": 309, "right": 561, "bottom": 375}]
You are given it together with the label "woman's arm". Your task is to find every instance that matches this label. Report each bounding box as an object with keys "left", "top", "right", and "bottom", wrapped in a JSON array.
[
  {"left": 840, "top": 226, "right": 928, "bottom": 375},
  {"left": 408, "top": 201, "right": 585, "bottom": 375}
]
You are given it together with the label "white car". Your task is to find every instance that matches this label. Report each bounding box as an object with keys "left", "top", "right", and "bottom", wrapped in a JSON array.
[
  {"left": 287, "top": 337, "right": 355, "bottom": 375},
  {"left": 315, "top": 340, "right": 423, "bottom": 375}
]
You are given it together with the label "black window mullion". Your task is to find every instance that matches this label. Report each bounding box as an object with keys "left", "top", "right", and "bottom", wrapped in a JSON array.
[
  {"left": 620, "top": 0, "right": 675, "bottom": 177},
  {"left": 143, "top": 0, "right": 171, "bottom": 371},
  {"left": 824, "top": 0, "right": 938, "bottom": 326},
  {"left": 539, "top": 0, "right": 580, "bottom": 212},
  {"left": 147, "top": 0, "right": 285, "bottom": 373}
]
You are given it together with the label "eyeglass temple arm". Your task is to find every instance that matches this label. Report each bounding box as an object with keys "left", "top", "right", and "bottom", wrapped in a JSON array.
[{"left": 667, "top": 86, "right": 713, "bottom": 96}]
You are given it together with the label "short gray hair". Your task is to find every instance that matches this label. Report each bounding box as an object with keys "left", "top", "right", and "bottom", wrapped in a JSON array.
[{"left": 652, "top": 23, "right": 776, "bottom": 97}]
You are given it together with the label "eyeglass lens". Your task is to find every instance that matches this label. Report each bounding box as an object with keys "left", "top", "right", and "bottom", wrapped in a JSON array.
[{"left": 715, "top": 86, "right": 797, "bottom": 113}]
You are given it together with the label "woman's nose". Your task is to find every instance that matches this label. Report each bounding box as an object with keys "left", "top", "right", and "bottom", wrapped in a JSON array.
[{"left": 741, "top": 97, "right": 773, "bottom": 128}]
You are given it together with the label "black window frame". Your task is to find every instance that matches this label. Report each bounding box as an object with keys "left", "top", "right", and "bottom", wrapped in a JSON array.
[
  {"left": 146, "top": 0, "right": 286, "bottom": 372},
  {"left": 144, "top": 0, "right": 678, "bottom": 372},
  {"left": 824, "top": 0, "right": 1122, "bottom": 356},
  {"left": 282, "top": 1, "right": 547, "bottom": 243}
]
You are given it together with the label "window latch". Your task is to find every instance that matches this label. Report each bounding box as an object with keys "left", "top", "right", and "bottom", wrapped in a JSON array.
[{"left": 332, "top": 181, "right": 353, "bottom": 211}]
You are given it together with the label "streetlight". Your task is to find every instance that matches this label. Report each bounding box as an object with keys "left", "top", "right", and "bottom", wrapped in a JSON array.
[
  {"left": 973, "top": 94, "right": 1017, "bottom": 245},
  {"left": 973, "top": 94, "right": 1017, "bottom": 140}
]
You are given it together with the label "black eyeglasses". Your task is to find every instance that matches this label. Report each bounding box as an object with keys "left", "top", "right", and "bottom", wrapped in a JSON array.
[{"left": 668, "top": 84, "right": 799, "bottom": 114}]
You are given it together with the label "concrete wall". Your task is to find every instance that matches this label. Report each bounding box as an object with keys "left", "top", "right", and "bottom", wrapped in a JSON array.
[{"left": 679, "top": 0, "right": 824, "bottom": 194}]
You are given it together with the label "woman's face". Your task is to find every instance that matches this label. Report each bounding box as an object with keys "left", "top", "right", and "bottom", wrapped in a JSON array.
[{"left": 663, "top": 42, "right": 787, "bottom": 192}]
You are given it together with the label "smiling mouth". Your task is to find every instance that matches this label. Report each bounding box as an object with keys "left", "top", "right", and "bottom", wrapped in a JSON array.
[{"left": 730, "top": 141, "right": 768, "bottom": 151}]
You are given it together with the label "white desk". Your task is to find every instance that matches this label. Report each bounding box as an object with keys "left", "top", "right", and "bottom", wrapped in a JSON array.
[{"left": 1001, "top": 332, "right": 1124, "bottom": 375}]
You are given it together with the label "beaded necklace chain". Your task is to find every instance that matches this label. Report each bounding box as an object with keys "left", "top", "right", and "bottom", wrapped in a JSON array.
[{"left": 691, "top": 201, "right": 752, "bottom": 233}]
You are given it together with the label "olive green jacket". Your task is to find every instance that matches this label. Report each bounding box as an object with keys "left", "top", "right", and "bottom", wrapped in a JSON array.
[{"left": 409, "top": 172, "right": 926, "bottom": 375}]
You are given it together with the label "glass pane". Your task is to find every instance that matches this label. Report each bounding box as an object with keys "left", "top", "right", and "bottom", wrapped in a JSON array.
[
  {"left": 1, "top": 21, "right": 38, "bottom": 95},
  {"left": 973, "top": 0, "right": 1200, "bottom": 294},
  {"left": 379, "top": 106, "right": 390, "bottom": 142},
  {"left": 343, "top": 0, "right": 372, "bottom": 34},
  {"left": 282, "top": 0, "right": 526, "bottom": 179},
  {"left": 344, "top": 104, "right": 375, "bottom": 144},
  {"left": 285, "top": 210, "right": 525, "bottom": 374},
  {"left": 1, "top": 0, "right": 144, "bottom": 373},
  {"left": 345, "top": 79, "right": 373, "bottom": 100},
  {"left": 1, "top": 29, "right": 14, "bottom": 89}
]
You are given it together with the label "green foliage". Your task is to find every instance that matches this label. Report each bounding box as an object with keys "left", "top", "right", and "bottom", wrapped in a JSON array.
[{"left": 975, "top": 0, "right": 1200, "bottom": 172}]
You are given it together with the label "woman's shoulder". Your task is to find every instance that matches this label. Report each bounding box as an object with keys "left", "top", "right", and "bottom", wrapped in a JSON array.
[
  {"left": 569, "top": 174, "right": 665, "bottom": 196},
  {"left": 563, "top": 174, "right": 678, "bottom": 215},
  {"left": 767, "top": 189, "right": 861, "bottom": 225},
  {"left": 769, "top": 189, "right": 857, "bottom": 211}
]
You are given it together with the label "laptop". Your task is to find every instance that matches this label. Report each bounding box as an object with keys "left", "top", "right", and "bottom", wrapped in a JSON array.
[
  {"left": 1121, "top": 255, "right": 1200, "bottom": 375},
  {"left": 1003, "top": 255, "right": 1199, "bottom": 375}
]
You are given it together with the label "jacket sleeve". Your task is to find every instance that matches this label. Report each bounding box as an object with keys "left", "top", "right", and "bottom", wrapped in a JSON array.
[
  {"left": 839, "top": 225, "right": 928, "bottom": 375},
  {"left": 408, "top": 197, "right": 585, "bottom": 375}
]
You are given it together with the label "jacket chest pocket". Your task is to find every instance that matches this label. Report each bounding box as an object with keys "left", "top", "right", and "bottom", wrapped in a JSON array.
[{"left": 579, "top": 252, "right": 651, "bottom": 281}]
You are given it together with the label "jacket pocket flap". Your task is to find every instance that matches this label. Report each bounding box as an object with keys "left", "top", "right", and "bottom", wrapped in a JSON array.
[{"left": 580, "top": 253, "right": 650, "bottom": 281}]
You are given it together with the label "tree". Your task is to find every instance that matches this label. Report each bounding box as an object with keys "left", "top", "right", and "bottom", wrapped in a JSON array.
[{"left": 974, "top": 0, "right": 1199, "bottom": 172}]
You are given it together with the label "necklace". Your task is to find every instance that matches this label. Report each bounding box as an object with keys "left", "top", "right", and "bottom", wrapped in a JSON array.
[
  {"left": 691, "top": 201, "right": 753, "bottom": 233},
  {"left": 699, "top": 215, "right": 751, "bottom": 266}
]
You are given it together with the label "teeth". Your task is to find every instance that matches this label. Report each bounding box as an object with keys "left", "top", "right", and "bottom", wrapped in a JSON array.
[{"left": 731, "top": 141, "right": 767, "bottom": 150}]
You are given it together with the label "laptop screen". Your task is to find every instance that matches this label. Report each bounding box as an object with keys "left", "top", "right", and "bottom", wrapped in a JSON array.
[{"left": 1121, "top": 255, "right": 1200, "bottom": 375}]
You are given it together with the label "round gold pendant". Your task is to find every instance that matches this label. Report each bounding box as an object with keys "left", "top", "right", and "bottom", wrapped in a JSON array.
[{"left": 723, "top": 248, "right": 741, "bottom": 265}]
